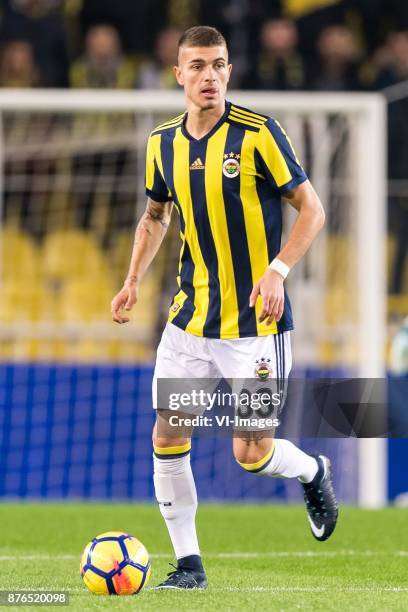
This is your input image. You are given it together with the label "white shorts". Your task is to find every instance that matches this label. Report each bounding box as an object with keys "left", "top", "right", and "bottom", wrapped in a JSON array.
[{"left": 152, "top": 322, "right": 292, "bottom": 411}]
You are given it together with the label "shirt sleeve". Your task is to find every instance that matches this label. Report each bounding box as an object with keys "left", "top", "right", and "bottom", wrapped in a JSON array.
[
  {"left": 255, "top": 118, "right": 307, "bottom": 194},
  {"left": 145, "top": 133, "right": 172, "bottom": 202}
]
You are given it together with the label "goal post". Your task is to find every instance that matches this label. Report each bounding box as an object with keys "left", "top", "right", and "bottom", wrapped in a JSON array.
[{"left": 0, "top": 89, "right": 387, "bottom": 506}]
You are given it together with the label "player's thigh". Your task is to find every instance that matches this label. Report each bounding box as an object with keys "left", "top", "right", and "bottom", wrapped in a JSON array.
[
  {"left": 210, "top": 332, "right": 292, "bottom": 441},
  {"left": 152, "top": 322, "right": 220, "bottom": 416},
  {"left": 209, "top": 331, "right": 292, "bottom": 380},
  {"left": 217, "top": 331, "right": 291, "bottom": 410}
]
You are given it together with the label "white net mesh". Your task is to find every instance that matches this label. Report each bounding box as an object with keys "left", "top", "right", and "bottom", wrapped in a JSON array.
[
  {"left": 0, "top": 106, "right": 173, "bottom": 362},
  {"left": 0, "top": 91, "right": 385, "bottom": 375}
]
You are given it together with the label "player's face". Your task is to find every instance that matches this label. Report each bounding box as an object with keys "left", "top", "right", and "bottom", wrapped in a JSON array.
[{"left": 174, "top": 45, "right": 231, "bottom": 110}]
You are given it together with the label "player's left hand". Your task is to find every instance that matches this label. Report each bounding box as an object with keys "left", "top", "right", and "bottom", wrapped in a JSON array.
[{"left": 249, "top": 269, "right": 284, "bottom": 325}]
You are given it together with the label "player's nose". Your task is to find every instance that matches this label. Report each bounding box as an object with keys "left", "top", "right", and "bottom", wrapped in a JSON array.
[{"left": 203, "top": 65, "right": 217, "bottom": 81}]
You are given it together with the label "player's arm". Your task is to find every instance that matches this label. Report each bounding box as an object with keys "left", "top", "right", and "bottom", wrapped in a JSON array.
[
  {"left": 277, "top": 179, "right": 325, "bottom": 267},
  {"left": 250, "top": 180, "right": 325, "bottom": 325},
  {"left": 111, "top": 198, "right": 173, "bottom": 324}
]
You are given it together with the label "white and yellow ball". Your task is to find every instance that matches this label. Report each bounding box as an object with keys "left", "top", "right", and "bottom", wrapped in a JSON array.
[{"left": 80, "top": 531, "right": 151, "bottom": 595}]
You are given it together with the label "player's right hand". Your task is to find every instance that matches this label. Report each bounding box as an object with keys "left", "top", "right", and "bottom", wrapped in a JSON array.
[{"left": 111, "top": 280, "right": 138, "bottom": 324}]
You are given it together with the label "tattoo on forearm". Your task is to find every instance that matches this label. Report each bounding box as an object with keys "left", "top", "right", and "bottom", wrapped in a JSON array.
[
  {"left": 146, "top": 202, "right": 169, "bottom": 230},
  {"left": 139, "top": 220, "right": 153, "bottom": 236},
  {"left": 133, "top": 204, "right": 169, "bottom": 247},
  {"left": 133, "top": 222, "right": 151, "bottom": 248}
]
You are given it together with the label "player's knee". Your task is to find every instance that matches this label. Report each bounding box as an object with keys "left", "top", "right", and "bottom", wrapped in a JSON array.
[
  {"left": 152, "top": 415, "right": 190, "bottom": 449},
  {"left": 153, "top": 435, "right": 188, "bottom": 448},
  {"left": 152, "top": 435, "right": 192, "bottom": 460},
  {"left": 233, "top": 441, "right": 263, "bottom": 465},
  {"left": 154, "top": 409, "right": 193, "bottom": 441},
  {"left": 233, "top": 437, "right": 274, "bottom": 472}
]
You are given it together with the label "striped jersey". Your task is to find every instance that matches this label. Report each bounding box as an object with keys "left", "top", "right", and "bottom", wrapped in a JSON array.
[{"left": 145, "top": 101, "right": 307, "bottom": 339}]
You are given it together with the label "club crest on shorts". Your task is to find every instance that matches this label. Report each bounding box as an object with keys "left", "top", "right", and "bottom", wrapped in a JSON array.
[
  {"left": 222, "top": 153, "right": 240, "bottom": 178},
  {"left": 255, "top": 358, "right": 272, "bottom": 381}
]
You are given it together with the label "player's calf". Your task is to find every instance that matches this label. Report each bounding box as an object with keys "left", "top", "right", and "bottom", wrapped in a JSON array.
[
  {"left": 234, "top": 439, "right": 339, "bottom": 542},
  {"left": 153, "top": 424, "right": 207, "bottom": 589}
]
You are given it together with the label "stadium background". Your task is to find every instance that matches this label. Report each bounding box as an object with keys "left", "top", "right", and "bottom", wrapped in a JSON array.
[{"left": 0, "top": 0, "right": 407, "bottom": 507}]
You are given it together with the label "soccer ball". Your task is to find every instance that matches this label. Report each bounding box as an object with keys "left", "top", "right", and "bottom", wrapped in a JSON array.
[{"left": 80, "top": 531, "right": 151, "bottom": 595}]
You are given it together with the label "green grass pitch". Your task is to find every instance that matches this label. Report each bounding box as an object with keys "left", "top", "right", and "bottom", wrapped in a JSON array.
[{"left": 0, "top": 503, "right": 407, "bottom": 610}]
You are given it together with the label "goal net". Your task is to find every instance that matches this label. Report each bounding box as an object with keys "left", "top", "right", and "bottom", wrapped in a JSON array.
[{"left": 0, "top": 90, "right": 387, "bottom": 506}]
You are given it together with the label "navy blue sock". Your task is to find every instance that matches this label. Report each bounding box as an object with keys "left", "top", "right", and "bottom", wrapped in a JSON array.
[{"left": 177, "top": 554, "right": 204, "bottom": 573}]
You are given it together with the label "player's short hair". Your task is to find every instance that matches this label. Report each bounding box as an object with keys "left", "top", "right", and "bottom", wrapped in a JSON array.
[{"left": 178, "top": 26, "right": 227, "bottom": 51}]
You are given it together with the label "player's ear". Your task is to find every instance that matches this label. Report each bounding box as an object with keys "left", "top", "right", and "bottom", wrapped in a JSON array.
[
  {"left": 227, "top": 63, "right": 232, "bottom": 83},
  {"left": 174, "top": 65, "right": 184, "bottom": 86}
]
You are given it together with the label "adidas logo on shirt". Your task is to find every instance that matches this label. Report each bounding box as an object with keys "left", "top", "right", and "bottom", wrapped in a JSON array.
[{"left": 190, "top": 157, "right": 205, "bottom": 170}]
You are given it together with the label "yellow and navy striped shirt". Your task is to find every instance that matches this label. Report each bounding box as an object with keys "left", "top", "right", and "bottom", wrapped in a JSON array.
[{"left": 145, "top": 101, "right": 307, "bottom": 339}]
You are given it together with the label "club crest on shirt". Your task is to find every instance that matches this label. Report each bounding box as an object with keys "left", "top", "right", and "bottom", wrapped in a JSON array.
[
  {"left": 222, "top": 153, "right": 240, "bottom": 178},
  {"left": 254, "top": 358, "right": 272, "bottom": 381}
]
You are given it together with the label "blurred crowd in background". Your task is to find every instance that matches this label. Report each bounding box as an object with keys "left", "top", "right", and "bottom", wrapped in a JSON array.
[
  {"left": 0, "top": 0, "right": 407, "bottom": 92},
  {"left": 0, "top": 0, "right": 407, "bottom": 299}
]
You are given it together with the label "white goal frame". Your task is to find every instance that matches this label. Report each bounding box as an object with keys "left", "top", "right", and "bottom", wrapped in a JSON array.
[{"left": 0, "top": 89, "right": 387, "bottom": 507}]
